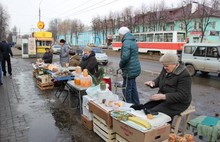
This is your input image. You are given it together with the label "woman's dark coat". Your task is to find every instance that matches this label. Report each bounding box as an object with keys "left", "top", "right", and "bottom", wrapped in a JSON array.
[
  {"left": 119, "top": 32, "right": 141, "bottom": 79},
  {"left": 145, "top": 62, "right": 192, "bottom": 118},
  {"left": 80, "top": 51, "right": 98, "bottom": 75}
]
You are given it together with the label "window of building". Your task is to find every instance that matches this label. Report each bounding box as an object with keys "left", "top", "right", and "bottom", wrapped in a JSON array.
[
  {"left": 212, "top": 21, "right": 216, "bottom": 29},
  {"left": 198, "top": 22, "right": 202, "bottom": 29},
  {"left": 179, "top": 23, "right": 184, "bottom": 30},
  {"left": 170, "top": 25, "right": 174, "bottom": 31},
  {"left": 194, "top": 21, "right": 197, "bottom": 29}
]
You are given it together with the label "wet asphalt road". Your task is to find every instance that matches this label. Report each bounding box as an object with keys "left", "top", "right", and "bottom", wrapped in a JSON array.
[{"left": 0, "top": 49, "right": 219, "bottom": 142}]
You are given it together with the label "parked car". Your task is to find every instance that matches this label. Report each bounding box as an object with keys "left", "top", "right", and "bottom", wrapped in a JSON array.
[
  {"left": 75, "top": 47, "right": 108, "bottom": 65},
  {"left": 52, "top": 45, "right": 61, "bottom": 54},
  {"left": 98, "top": 44, "right": 108, "bottom": 49},
  {"left": 181, "top": 43, "right": 220, "bottom": 76},
  {"left": 92, "top": 47, "right": 108, "bottom": 65}
]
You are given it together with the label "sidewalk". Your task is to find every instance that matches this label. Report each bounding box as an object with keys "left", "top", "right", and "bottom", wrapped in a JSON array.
[{"left": 0, "top": 56, "right": 103, "bottom": 142}]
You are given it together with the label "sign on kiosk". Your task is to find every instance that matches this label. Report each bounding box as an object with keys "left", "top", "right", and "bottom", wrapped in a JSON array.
[{"left": 28, "top": 38, "right": 36, "bottom": 56}]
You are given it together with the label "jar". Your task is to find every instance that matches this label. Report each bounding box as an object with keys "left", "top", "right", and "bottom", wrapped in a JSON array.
[{"left": 80, "top": 69, "right": 92, "bottom": 87}]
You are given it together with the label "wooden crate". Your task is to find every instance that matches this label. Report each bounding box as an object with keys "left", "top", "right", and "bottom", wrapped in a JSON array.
[
  {"left": 116, "top": 134, "right": 128, "bottom": 142},
  {"left": 93, "top": 114, "right": 116, "bottom": 142},
  {"left": 33, "top": 70, "right": 36, "bottom": 78},
  {"left": 37, "top": 80, "right": 54, "bottom": 90}
]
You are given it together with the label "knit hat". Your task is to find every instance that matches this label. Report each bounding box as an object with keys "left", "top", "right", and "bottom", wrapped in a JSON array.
[
  {"left": 118, "top": 27, "right": 130, "bottom": 35},
  {"left": 60, "top": 39, "right": 66, "bottom": 43},
  {"left": 84, "top": 46, "right": 92, "bottom": 52},
  {"left": 159, "top": 53, "right": 179, "bottom": 64}
]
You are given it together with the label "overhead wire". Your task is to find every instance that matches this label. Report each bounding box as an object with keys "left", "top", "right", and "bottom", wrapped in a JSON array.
[
  {"left": 57, "top": 0, "right": 96, "bottom": 17},
  {"left": 61, "top": 0, "right": 110, "bottom": 18},
  {"left": 64, "top": 0, "right": 120, "bottom": 18}
]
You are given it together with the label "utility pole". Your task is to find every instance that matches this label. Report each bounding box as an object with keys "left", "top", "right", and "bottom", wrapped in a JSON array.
[
  {"left": 39, "top": 0, "right": 43, "bottom": 21},
  {"left": 39, "top": 8, "right": 41, "bottom": 21}
]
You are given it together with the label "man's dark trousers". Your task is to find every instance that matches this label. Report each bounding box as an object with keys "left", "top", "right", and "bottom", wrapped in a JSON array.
[{"left": 2, "top": 55, "right": 12, "bottom": 75}]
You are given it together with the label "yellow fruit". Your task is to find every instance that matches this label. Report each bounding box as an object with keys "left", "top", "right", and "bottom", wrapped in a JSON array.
[
  {"left": 147, "top": 114, "right": 153, "bottom": 119},
  {"left": 128, "top": 116, "right": 151, "bottom": 129}
]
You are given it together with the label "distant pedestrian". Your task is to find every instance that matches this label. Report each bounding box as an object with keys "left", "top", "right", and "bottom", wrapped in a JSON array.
[
  {"left": 118, "top": 27, "right": 141, "bottom": 105},
  {"left": 42, "top": 47, "right": 53, "bottom": 64},
  {"left": 2, "top": 40, "right": 13, "bottom": 76},
  {"left": 59, "top": 39, "right": 70, "bottom": 67},
  {"left": 0, "top": 42, "right": 4, "bottom": 85}
]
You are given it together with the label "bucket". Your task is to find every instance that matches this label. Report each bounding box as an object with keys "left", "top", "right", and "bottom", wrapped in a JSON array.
[{"left": 102, "top": 76, "right": 111, "bottom": 91}]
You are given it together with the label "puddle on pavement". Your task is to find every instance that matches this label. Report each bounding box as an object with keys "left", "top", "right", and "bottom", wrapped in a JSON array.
[{"left": 13, "top": 71, "right": 102, "bottom": 142}]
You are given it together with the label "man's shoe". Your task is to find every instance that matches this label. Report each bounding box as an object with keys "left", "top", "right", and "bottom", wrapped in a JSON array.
[
  {"left": 3, "top": 73, "right": 6, "bottom": 76},
  {"left": 0, "top": 83, "right": 3, "bottom": 86},
  {"left": 9, "top": 73, "right": 12, "bottom": 76}
]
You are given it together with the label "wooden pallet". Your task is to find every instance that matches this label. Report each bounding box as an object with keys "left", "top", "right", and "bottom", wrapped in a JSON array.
[
  {"left": 116, "top": 134, "right": 128, "bottom": 142},
  {"left": 37, "top": 80, "right": 54, "bottom": 90},
  {"left": 93, "top": 114, "right": 116, "bottom": 142}
]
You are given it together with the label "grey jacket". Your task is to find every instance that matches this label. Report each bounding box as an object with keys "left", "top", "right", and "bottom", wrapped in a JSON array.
[{"left": 60, "top": 45, "right": 70, "bottom": 66}]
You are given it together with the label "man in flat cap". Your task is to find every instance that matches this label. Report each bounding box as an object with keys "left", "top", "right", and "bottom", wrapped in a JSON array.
[
  {"left": 118, "top": 26, "right": 141, "bottom": 105},
  {"left": 59, "top": 39, "right": 70, "bottom": 66},
  {"left": 42, "top": 47, "right": 53, "bottom": 64}
]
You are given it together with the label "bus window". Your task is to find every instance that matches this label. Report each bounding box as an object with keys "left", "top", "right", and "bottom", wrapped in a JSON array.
[
  {"left": 164, "top": 33, "right": 173, "bottom": 42},
  {"left": 115, "top": 36, "right": 120, "bottom": 42},
  {"left": 146, "top": 34, "right": 153, "bottom": 42},
  {"left": 177, "top": 32, "right": 186, "bottom": 42},
  {"left": 134, "top": 34, "right": 139, "bottom": 42},
  {"left": 139, "top": 34, "right": 146, "bottom": 42},
  {"left": 154, "top": 33, "right": 164, "bottom": 42}
]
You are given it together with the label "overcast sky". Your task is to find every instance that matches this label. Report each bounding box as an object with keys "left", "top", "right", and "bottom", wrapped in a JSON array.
[{"left": 1, "top": 0, "right": 180, "bottom": 35}]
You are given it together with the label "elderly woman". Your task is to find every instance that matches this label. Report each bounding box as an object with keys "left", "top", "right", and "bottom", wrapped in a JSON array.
[
  {"left": 131, "top": 53, "right": 192, "bottom": 119},
  {"left": 79, "top": 46, "right": 98, "bottom": 75}
]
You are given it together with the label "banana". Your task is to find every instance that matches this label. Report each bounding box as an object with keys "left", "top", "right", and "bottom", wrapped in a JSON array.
[{"left": 128, "top": 116, "right": 151, "bottom": 129}]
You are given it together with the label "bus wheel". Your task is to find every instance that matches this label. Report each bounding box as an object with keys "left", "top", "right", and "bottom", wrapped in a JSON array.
[
  {"left": 186, "top": 64, "right": 196, "bottom": 76},
  {"left": 148, "top": 51, "right": 153, "bottom": 55}
]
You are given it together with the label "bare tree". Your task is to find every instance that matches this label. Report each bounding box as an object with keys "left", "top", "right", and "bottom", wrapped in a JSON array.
[
  {"left": 196, "top": 0, "right": 220, "bottom": 42},
  {"left": 58, "top": 19, "right": 71, "bottom": 41},
  {"left": 0, "top": 3, "right": 9, "bottom": 41},
  {"left": 179, "top": 0, "right": 194, "bottom": 40},
  {"left": 139, "top": 3, "right": 148, "bottom": 32},
  {"left": 70, "top": 19, "right": 84, "bottom": 45},
  {"left": 48, "top": 18, "right": 61, "bottom": 43},
  {"left": 122, "top": 6, "right": 134, "bottom": 32},
  {"left": 91, "top": 16, "right": 102, "bottom": 44}
]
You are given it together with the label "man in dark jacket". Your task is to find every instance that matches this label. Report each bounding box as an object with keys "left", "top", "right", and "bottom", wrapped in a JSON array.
[
  {"left": 0, "top": 42, "right": 4, "bottom": 85},
  {"left": 42, "top": 48, "right": 53, "bottom": 63},
  {"left": 2, "top": 40, "right": 13, "bottom": 76},
  {"left": 80, "top": 46, "right": 98, "bottom": 75},
  {"left": 132, "top": 53, "right": 192, "bottom": 119},
  {"left": 118, "top": 27, "right": 141, "bottom": 105}
]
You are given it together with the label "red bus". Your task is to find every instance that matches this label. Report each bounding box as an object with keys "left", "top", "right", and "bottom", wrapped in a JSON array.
[{"left": 112, "top": 31, "right": 186, "bottom": 55}]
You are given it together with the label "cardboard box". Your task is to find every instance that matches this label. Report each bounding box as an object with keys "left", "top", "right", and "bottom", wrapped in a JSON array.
[
  {"left": 81, "top": 114, "right": 93, "bottom": 131},
  {"left": 82, "top": 95, "right": 93, "bottom": 120},
  {"left": 88, "top": 101, "right": 112, "bottom": 128},
  {"left": 113, "top": 118, "right": 170, "bottom": 142}
]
